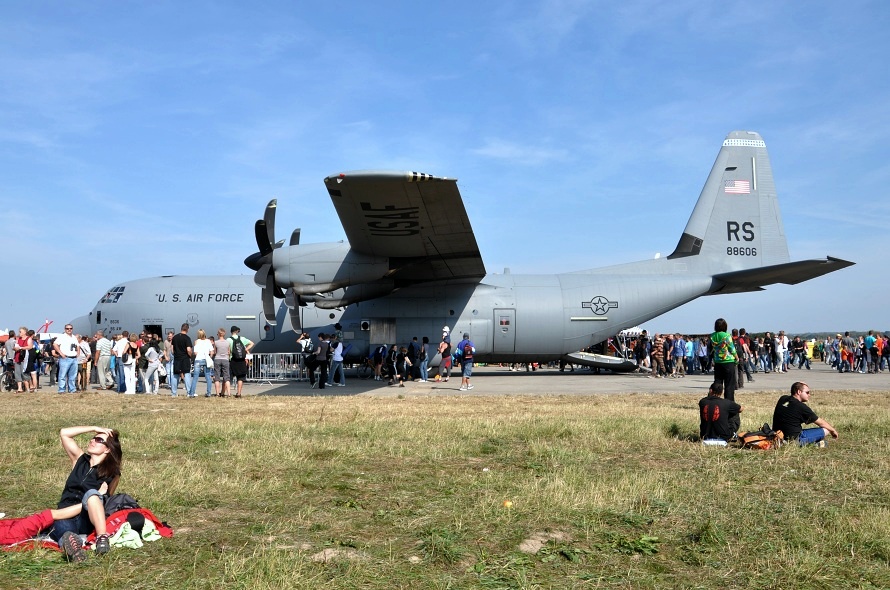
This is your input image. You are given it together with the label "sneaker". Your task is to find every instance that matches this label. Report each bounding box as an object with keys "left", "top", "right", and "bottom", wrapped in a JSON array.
[
  {"left": 95, "top": 533, "right": 111, "bottom": 556},
  {"left": 467, "top": 384, "right": 474, "bottom": 390},
  {"left": 459, "top": 386, "right": 467, "bottom": 391},
  {"left": 60, "top": 531, "right": 87, "bottom": 563}
]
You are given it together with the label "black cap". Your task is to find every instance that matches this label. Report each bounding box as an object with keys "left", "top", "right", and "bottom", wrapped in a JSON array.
[{"left": 230, "top": 325, "right": 240, "bottom": 333}]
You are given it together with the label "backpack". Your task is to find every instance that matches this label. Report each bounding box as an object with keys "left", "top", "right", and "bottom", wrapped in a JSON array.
[
  {"left": 231, "top": 336, "right": 246, "bottom": 361},
  {"left": 738, "top": 424, "right": 784, "bottom": 450},
  {"left": 326, "top": 342, "right": 336, "bottom": 361},
  {"left": 463, "top": 343, "right": 474, "bottom": 360}
]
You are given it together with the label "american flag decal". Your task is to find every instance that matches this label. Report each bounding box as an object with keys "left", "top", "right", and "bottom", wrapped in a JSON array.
[{"left": 724, "top": 180, "right": 751, "bottom": 194}]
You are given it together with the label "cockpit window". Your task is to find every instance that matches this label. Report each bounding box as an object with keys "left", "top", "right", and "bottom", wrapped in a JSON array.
[{"left": 100, "top": 286, "right": 125, "bottom": 304}]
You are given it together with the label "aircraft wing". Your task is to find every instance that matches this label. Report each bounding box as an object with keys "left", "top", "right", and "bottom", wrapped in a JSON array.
[
  {"left": 324, "top": 171, "right": 486, "bottom": 283},
  {"left": 709, "top": 256, "right": 855, "bottom": 294}
]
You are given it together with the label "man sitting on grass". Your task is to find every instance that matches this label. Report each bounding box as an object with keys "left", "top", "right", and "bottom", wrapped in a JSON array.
[
  {"left": 772, "top": 381, "right": 839, "bottom": 446},
  {"left": 699, "top": 382, "right": 742, "bottom": 443}
]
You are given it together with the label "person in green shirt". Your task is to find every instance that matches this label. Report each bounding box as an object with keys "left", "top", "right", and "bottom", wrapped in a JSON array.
[{"left": 710, "top": 318, "right": 739, "bottom": 433}]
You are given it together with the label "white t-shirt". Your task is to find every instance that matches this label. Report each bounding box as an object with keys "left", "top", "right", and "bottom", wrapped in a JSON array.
[
  {"left": 55, "top": 333, "right": 79, "bottom": 358},
  {"left": 193, "top": 338, "right": 214, "bottom": 363},
  {"left": 113, "top": 338, "right": 130, "bottom": 360}
]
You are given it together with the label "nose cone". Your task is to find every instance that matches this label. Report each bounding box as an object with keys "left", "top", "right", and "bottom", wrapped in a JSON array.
[{"left": 69, "top": 314, "right": 93, "bottom": 336}]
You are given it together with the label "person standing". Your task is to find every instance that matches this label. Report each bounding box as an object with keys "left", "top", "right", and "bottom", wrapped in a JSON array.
[
  {"left": 142, "top": 336, "right": 161, "bottom": 394},
  {"left": 163, "top": 331, "right": 175, "bottom": 388},
  {"left": 648, "top": 334, "right": 666, "bottom": 378},
  {"left": 171, "top": 323, "right": 193, "bottom": 397},
  {"left": 395, "top": 346, "right": 411, "bottom": 387},
  {"left": 372, "top": 342, "right": 386, "bottom": 381},
  {"left": 418, "top": 336, "right": 430, "bottom": 382},
  {"left": 312, "top": 333, "right": 330, "bottom": 389},
  {"left": 840, "top": 331, "right": 856, "bottom": 373},
  {"left": 76, "top": 334, "right": 91, "bottom": 391},
  {"left": 699, "top": 382, "right": 743, "bottom": 442},
  {"left": 407, "top": 337, "right": 419, "bottom": 380},
  {"left": 327, "top": 334, "right": 345, "bottom": 387},
  {"left": 120, "top": 334, "right": 139, "bottom": 395},
  {"left": 189, "top": 329, "right": 215, "bottom": 397},
  {"left": 227, "top": 325, "right": 253, "bottom": 397},
  {"left": 52, "top": 325, "right": 77, "bottom": 394},
  {"left": 94, "top": 331, "right": 114, "bottom": 390},
  {"left": 436, "top": 326, "right": 452, "bottom": 382},
  {"left": 455, "top": 332, "right": 475, "bottom": 391},
  {"left": 111, "top": 332, "right": 129, "bottom": 393},
  {"left": 213, "top": 328, "right": 231, "bottom": 397},
  {"left": 386, "top": 344, "right": 398, "bottom": 386},
  {"left": 710, "top": 318, "right": 739, "bottom": 433}
]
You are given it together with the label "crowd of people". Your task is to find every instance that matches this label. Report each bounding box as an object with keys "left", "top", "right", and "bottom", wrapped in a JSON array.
[
  {"left": 1, "top": 323, "right": 256, "bottom": 398},
  {"left": 295, "top": 325, "right": 476, "bottom": 390},
  {"left": 628, "top": 328, "right": 890, "bottom": 382}
]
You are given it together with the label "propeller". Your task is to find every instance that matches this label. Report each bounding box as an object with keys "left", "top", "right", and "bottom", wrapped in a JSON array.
[{"left": 243, "top": 199, "right": 287, "bottom": 325}]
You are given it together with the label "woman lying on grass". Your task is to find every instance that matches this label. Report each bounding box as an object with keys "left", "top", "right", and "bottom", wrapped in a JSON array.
[{"left": 48, "top": 426, "right": 122, "bottom": 562}]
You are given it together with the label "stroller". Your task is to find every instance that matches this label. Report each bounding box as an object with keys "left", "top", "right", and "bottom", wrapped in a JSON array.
[{"left": 3, "top": 362, "right": 15, "bottom": 391}]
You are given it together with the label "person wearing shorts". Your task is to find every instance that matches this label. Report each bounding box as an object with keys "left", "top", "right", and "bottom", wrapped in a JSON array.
[
  {"left": 227, "top": 326, "right": 253, "bottom": 398},
  {"left": 455, "top": 332, "right": 475, "bottom": 391},
  {"left": 213, "top": 328, "right": 231, "bottom": 397}
]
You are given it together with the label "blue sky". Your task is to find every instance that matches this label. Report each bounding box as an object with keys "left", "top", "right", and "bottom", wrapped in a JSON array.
[{"left": 2, "top": 1, "right": 887, "bottom": 335}]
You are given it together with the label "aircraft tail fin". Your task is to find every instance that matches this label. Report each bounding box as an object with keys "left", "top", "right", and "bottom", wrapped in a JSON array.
[{"left": 668, "top": 131, "right": 790, "bottom": 270}]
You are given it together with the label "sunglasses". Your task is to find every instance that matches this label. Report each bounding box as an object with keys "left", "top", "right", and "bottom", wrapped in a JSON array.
[{"left": 91, "top": 436, "right": 108, "bottom": 446}]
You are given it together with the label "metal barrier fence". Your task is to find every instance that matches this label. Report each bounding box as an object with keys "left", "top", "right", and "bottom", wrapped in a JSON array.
[{"left": 245, "top": 353, "right": 310, "bottom": 383}]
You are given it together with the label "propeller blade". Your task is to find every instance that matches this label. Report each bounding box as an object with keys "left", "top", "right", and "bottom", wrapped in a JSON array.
[
  {"left": 274, "top": 285, "right": 286, "bottom": 299},
  {"left": 264, "top": 199, "right": 277, "bottom": 246},
  {"left": 262, "top": 272, "right": 277, "bottom": 326},
  {"left": 254, "top": 264, "right": 269, "bottom": 288},
  {"left": 254, "top": 220, "right": 273, "bottom": 256},
  {"left": 244, "top": 251, "right": 265, "bottom": 271},
  {"left": 288, "top": 306, "right": 301, "bottom": 332},
  {"left": 285, "top": 288, "right": 296, "bottom": 309},
  {"left": 289, "top": 228, "right": 301, "bottom": 246}
]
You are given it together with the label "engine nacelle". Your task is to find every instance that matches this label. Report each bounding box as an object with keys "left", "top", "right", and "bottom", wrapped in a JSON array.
[
  {"left": 312, "top": 280, "right": 396, "bottom": 309},
  {"left": 272, "top": 242, "right": 389, "bottom": 294}
]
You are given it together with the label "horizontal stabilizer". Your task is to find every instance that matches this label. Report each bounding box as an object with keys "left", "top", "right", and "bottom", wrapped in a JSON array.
[{"left": 710, "top": 256, "right": 855, "bottom": 295}]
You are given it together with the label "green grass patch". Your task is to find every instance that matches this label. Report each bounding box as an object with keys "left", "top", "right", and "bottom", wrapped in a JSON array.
[{"left": 0, "top": 390, "right": 888, "bottom": 589}]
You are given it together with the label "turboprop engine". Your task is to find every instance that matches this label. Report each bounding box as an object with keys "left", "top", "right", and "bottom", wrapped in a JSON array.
[{"left": 244, "top": 199, "right": 393, "bottom": 329}]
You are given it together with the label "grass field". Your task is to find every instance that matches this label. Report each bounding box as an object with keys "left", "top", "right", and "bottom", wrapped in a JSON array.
[{"left": 1, "top": 388, "right": 888, "bottom": 590}]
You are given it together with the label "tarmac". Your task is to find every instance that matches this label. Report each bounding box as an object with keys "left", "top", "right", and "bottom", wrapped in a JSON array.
[{"left": 239, "top": 361, "right": 889, "bottom": 398}]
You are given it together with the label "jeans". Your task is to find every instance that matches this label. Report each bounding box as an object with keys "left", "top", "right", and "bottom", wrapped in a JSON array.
[
  {"left": 116, "top": 360, "right": 126, "bottom": 392},
  {"left": 190, "top": 360, "right": 214, "bottom": 396},
  {"left": 327, "top": 360, "right": 344, "bottom": 385},
  {"left": 49, "top": 510, "right": 94, "bottom": 543},
  {"left": 419, "top": 359, "right": 429, "bottom": 381},
  {"left": 170, "top": 371, "right": 193, "bottom": 397},
  {"left": 57, "top": 357, "right": 78, "bottom": 393}
]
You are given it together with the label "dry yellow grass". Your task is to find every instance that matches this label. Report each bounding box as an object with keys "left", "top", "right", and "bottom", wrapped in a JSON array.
[{"left": 1, "top": 389, "right": 888, "bottom": 589}]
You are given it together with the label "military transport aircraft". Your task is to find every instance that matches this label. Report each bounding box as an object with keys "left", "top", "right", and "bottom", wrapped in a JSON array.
[
  {"left": 241, "top": 130, "right": 852, "bottom": 366},
  {"left": 73, "top": 131, "right": 852, "bottom": 370}
]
